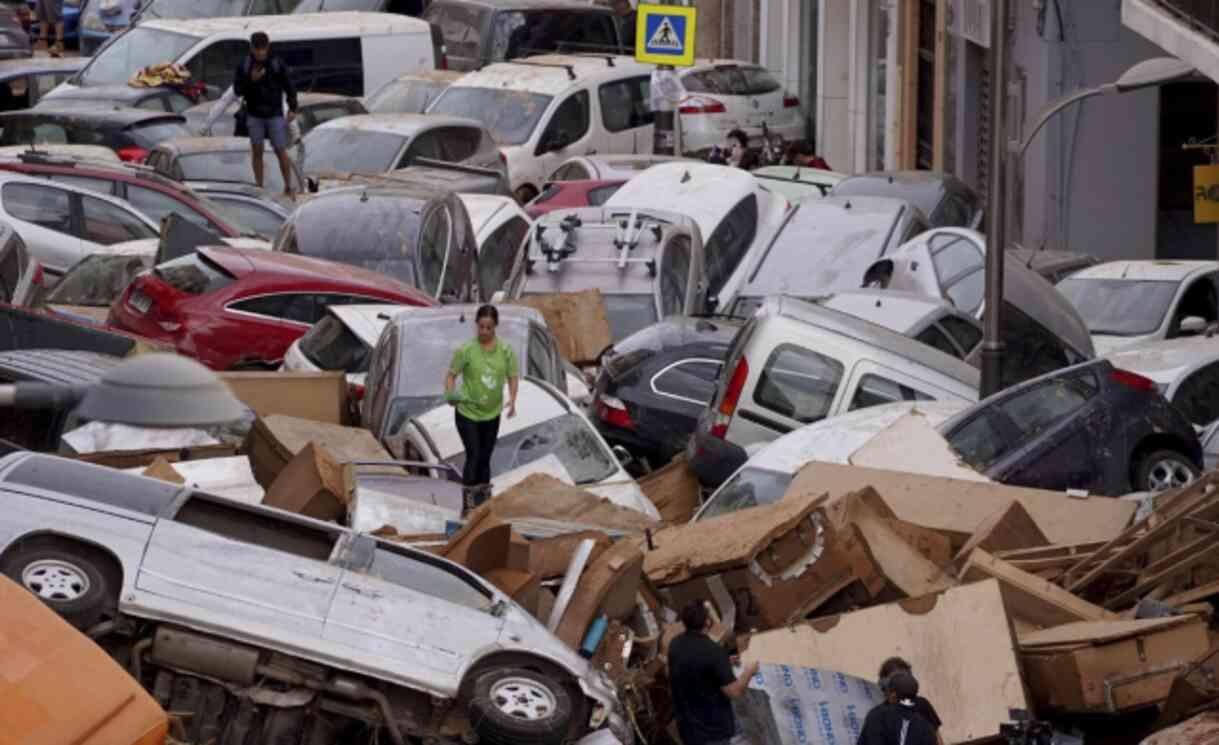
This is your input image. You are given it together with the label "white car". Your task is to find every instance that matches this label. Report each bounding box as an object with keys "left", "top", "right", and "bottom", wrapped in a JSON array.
[
  {"left": 1106, "top": 336, "right": 1219, "bottom": 427},
  {"left": 549, "top": 154, "right": 698, "bottom": 182},
  {"left": 1057, "top": 260, "right": 1219, "bottom": 355},
  {"left": 428, "top": 54, "right": 656, "bottom": 202},
  {"left": 751, "top": 165, "right": 846, "bottom": 201},
  {"left": 674, "top": 61, "right": 805, "bottom": 153},
  {"left": 604, "top": 161, "right": 789, "bottom": 310},
  {"left": 458, "top": 193, "right": 532, "bottom": 299},
  {"left": 400, "top": 377, "right": 659, "bottom": 519}
]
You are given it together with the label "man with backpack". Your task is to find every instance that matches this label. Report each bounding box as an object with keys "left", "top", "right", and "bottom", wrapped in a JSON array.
[{"left": 232, "top": 31, "right": 299, "bottom": 198}]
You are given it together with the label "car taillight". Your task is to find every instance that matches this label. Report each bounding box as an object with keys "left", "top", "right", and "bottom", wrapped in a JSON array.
[
  {"left": 1111, "top": 368, "right": 1158, "bottom": 393},
  {"left": 710, "top": 357, "right": 749, "bottom": 438},
  {"left": 30, "top": 262, "right": 43, "bottom": 287},
  {"left": 117, "top": 147, "right": 148, "bottom": 163},
  {"left": 595, "top": 394, "right": 635, "bottom": 431},
  {"left": 351, "top": 383, "right": 366, "bottom": 401},
  {"left": 783, "top": 94, "right": 800, "bottom": 108},
  {"left": 499, "top": 150, "right": 507, "bottom": 165},
  {"left": 679, "top": 97, "right": 726, "bottom": 115}
]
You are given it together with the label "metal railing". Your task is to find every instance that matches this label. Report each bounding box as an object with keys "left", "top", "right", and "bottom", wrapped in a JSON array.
[{"left": 1154, "top": 0, "right": 1219, "bottom": 43}]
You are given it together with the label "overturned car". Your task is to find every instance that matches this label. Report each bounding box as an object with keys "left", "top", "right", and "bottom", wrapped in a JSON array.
[{"left": 0, "top": 452, "right": 629, "bottom": 745}]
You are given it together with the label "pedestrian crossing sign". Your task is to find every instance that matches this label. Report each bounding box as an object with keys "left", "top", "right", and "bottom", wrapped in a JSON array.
[{"left": 636, "top": 4, "right": 697, "bottom": 67}]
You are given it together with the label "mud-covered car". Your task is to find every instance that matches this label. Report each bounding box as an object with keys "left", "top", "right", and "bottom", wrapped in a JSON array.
[{"left": 0, "top": 451, "right": 630, "bottom": 745}]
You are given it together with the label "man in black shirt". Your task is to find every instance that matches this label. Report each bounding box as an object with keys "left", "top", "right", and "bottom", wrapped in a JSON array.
[
  {"left": 233, "top": 31, "right": 299, "bottom": 198},
  {"left": 667, "top": 601, "right": 758, "bottom": 745},
  {"left": 859, "top": 671, "right": 938, "bottom": 745},
  {"left": 878, "top": 657, "right": 943, "bottom": 743}
]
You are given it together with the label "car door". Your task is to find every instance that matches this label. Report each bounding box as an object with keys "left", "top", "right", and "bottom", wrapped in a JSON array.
[
  {"left": 843, "top": 362, "right": 937, "bottom": 412},
  {"left": 77, "top": 192, "right": 159, "bottom": 251},
  {"left": 597, "top": 75, "right": 655, "bottom": 156},
  {"left": 1170, "top": 359, "right": 1219, "bottom": 427},
  {"left": 325, "top": 538, "right": 504, "bottom": 691},
  {"left": 136, "top": 493, "right": 343, "bottom": 640},
  {"left": 730, "top": 339, "right": 850, "bottom": 446},
  {"left": 534, "top": 90, "right": 594, "bottom": 188},
  {"left": 0, "top": 181, "right": 82, "bottom": 275},
  {"left": 221, "top": 292, "right": 322, "bottom": 365}
]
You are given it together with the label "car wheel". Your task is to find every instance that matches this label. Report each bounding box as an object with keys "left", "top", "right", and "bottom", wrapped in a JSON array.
[
  {"left": 467, "top": 667, "right": 575, "bottom": 745},
  {"left": 513, "top": 185, "right": 538, "bottom": 205},
  {"left": 1134, "top": 450, "right": 1200, "bottom": 493},
  {"left": 1, "top": 539, "right": 114, "bottom": 629}
]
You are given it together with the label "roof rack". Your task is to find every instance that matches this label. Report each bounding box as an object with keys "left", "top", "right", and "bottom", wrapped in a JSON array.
[
  {"left": 506, "top": 58, "right": 577, "bottom": 80},
  {"left": 525, "top": 209, "right": 659, "bottom": 276},
  {"left": 552, "top": 44, "right": 622, "bottom": 64}
]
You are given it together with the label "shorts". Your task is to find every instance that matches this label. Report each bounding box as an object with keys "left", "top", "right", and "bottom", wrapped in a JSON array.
[
  {"left": 247, "top": 115, "right": 289, "bottom": 151},
  {"left": 36, "top": 0, "right": 62, "bottom": 25}
]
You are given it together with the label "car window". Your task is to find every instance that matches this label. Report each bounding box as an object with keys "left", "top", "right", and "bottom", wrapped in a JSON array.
[
  {"left": 173, "top": 495, "right": 338, "bottom": 561},
  {"left": 367, "top": 326, "right": 397, "bottom": 429},
  {"left": 299, "top": 313, "right": 371, "bottom": 372},
  {"left": 80, "top": 195, "right": 156, "bottom": 245},
  {"left": 478, "top": 215, "right": 528, "bottom": 300},
  {"left": 165, "top": 92, "right": 194, "bottom": 113},
  {"left": 705, "top": 194, "right": 758, "bottom": 295},
  {"left": 444, "top": 411, "right": 617, "bottom": 485},
  {"left": 526, "top": 326, "right": 555, "bottom": 379},
  {"left": 208, "top": 196, "right": 284, "bottom": 238},
  {"left": 494, "top": 10, "right": 618, "bottom": 61},
  {"left": 947, "top": 268, "right": 984, "bottom": 315},
  {"left": 588, "top": 183, "right": 621, "bottom": 206},
  {"left": 186, "top": 40, "right": 248, "bottom": 93},
  {"left": 425, "top": 3, "right": 488, "bottom": 61},
  {"left": 304, "top": 103, "right": 357, "bottom": 131},
  {"left": 365, "top": 78, "right": 452, "bottom": 115},
  {"left": 279, "top": 39, "right": 364, "bottom": 97},
  {"left": 230, "top": 293, "right": 318, "bottom": 324},
  {"left": 997, "top": 376, "right": 1092, "bottom": 447},
  {"left": 48, "top": 174, "right": 115, "bottom": 195},
  {"left": 125, "top": 120, "right": 194, "bottom": 150},
  {"left": 948, "top": 412, "right": 1010, "bottom": 469},
  {"left": 540, "top": 91, "right": 590, "bottom": 152},
  {"left": 599, "top": 76, "right": 653, "bottom": 133},
  {"left": 939, "top": 316, "right": 983, "bottom": 356},
  {"left": 654, "top": 359, "right": 721, "bottom": 406},
  {"left": 3, "top": 182, "right": 72, "bottom": 234},
  {"left": 137, "top": 96, "right": 165, "bottom": 112},
  {"left": 930, "top": 233, "right": 982, "bottom": 284},
  {"left": 403, "top": 131, "right": 443, "bottom": 166},
  {"left": 660, "top": 233, "right": 691, "bottom": 317},
  {"left": 128, "top": 185, "right": 214, "bottom": 233},
  {"left": 32, "top": 122, "right": 68, "bottom": 144},
  {"left": 754, "top": 344, "right": 844, "bottom": 424},
  {"left": 1172, "top": 360, "right": 1219, "bottom": 427},
  {"left": 935, "top": 194, "right": 972, "bottom": 227},
  {"left": 436, "top": 126, "right": 482, "bottom": 162},
  {"left": 849, "top": 374, "right": 933, "bottom": 411},
  {"left": 915, "top": 324, "right": 961, "bottom": 358},
  {"left": 418, "top": 206, "right": 451, "bottom": 296},
  {"left": 154, "top": 252, "right": 236, "bottom": 295},
  {"left": 369, "top": 546, "right": 491, "bottom": 611}
]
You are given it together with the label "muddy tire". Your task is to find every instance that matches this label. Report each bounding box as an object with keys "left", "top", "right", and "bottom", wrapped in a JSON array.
[
  {"left": 467, "top": 667, "right": 575, "bottom": 745},
  {"left": 1, "top": 538, "right": 114, "bottom": 629},
  {"left": 1134, "top": 449, "right": 1200, "bottom": 493}
]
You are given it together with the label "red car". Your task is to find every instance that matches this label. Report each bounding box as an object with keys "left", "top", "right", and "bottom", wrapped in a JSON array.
[
  {"left": 108, "top": 246, "right": 436, "bottom": 370},
  {"left": 525, "top": 179, "right": 625, "bottom": 218}
]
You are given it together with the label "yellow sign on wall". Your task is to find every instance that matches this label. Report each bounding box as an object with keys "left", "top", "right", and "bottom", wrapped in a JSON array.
[
  {"left": 635, "top": 4, "right": 697, "bottom": 67},
  {"left": 1195, "top": 165, "right": 1219, "bottom": 223}
]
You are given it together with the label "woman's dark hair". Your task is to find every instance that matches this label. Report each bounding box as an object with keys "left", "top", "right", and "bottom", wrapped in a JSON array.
[
  {"left": 726, "top": 129, "right": 748, "bottom": 148},
  {"left": 476, "top": 304, "right": 499, "bottom": 325},
  {"left": 681, "top": 600, "right": 709, "bottom": 631}
]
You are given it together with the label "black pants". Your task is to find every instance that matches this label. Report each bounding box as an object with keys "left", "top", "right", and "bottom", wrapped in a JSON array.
[{"left": 454, "top": 410, "right": 500, "bottom": 488}]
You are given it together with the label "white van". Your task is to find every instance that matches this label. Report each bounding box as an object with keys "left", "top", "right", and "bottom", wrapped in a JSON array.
[
  {"left": 427, "top": 54, "right": 656, "bottom": 202},
  {"left": 62, "top": 13, "right": 439, "bottom": 100}
]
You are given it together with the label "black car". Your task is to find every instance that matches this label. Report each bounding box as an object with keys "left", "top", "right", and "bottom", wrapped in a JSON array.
[
  {"left": 422, "top": 0, "right": 627, "bottom": 71},
  {"left": 593, "top": 316, "right": 741, "bottom": 466},
  {"left": 830, "top": 170, "right": 983, "bottom": 229},
  {"left": 942, "top": 358, "right": 1203, "bottom": 495},
  {"left": 36, "top": 83, "right": 197, "bottom": 114},
  {"left": 0, "top": 106, "right": 192, "bottom": 161},
  {"left": 0, "top": 348, "right": 123, "bottom": 453}
]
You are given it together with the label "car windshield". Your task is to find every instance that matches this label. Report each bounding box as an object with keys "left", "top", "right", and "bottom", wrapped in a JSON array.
[
  {"left": 445, "top": 412, "right": 617, "bottom": 485},
  {"left": 298, "top": 313, "right": 371, "bottom": 372},
  {"left": 365, "top": 78, "right": 453, "bottom": 115},
  {"left": 1057, "top": 278, "right": 1179, "bottom": 336},
  {"left": 178, "top": 151, "right": 289, "bottom": 192},
  {"left": 682, "top": 65, "right": 782, "bottom": 96},
  {"left": 490, "top": 10, "right": 618, "bottom": 62},
  {"left": 428, "top": 87, "right": 551, "bottom": 146},
  {"left": 302, "top": 128, "right": 406, "bottom": 175},
  {"left": 603, "top": 294, "right": 659, "bottom": 341},
  {"left": 126, "top": 120, "right": 192, "bottom": 149},
  {"left": 203, "top": 195, "right": 283, "bottom": 238},
  {"left": 141, "top": 0, "right": 246, "bottom": 19},
  {"left": 46, "top": 254, "right": 148, "bottom": 306},
  {"left": 79, "top": 27, "right": 198, "bottom": 86},
  {"left": 697, "top": 467, "right": 792, "bottom": 521}
]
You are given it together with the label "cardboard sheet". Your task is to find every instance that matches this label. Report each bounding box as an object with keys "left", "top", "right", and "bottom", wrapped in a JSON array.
[
  {"left": 221, "top": 371, "right": 349, "bottom": 425},
  {"left": 848, "top": 412, "right": 990, "bottom": 483},
  {"left": 637, "top": 455, "right": 702, "bottom": 524},
  {"left": 489, "top": 473, "right": 658, "bottom": 532},
  {"left": 952, "top": 500, "right": 1049, "bottom": 568},
  {"left": 736, "top": 664, "right": 884, "bottom": 745},
  {"left": 244, "top": 415, "right": 393, "bottom": 487},
  {"left": 962, "top": 548, "right": 1115, "bottom": 627},
  {"left": 62, "top": 422, "right": 219, "bottom": 454},
  {"left": 512, "top": 289, "right": 613, "bottom": 365},
  {"left": 126, "top": 456, "right": 263, "bottom": 504},
  {"left": 743, "top": 579, "right": 1028, "bottom": 745},
  {"left": 790, "top": 462, "right": 1136, "bottom": 547}
]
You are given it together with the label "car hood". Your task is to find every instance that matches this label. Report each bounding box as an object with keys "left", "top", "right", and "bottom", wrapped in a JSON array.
[{"left": 1092, "top": 333, "right": 1157, "bottom": 357}]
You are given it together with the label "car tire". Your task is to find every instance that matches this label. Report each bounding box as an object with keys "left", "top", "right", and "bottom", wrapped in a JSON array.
[
  {"left": 513, "top": 185, "right": 538, "bottom": 205},
  {"left": 467, "top": 667, "right": 575, "bottom": 745},
  {"left": 1134, "top": 449, "right": 1200, "bottom": 493},
  {"left": 1, "top": 539, "right": 114, "bottom": 630}
]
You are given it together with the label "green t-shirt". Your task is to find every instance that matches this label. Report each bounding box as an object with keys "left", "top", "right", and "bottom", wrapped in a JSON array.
[{"left": 449, "top": 338, "right": 519, "bottom": 421}]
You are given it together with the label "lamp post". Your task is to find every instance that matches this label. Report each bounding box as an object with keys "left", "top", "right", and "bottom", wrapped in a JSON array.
[
  {"left": 0, "top": 353, "right": 246, "bottom": 428},
  {"left": 981, "top": 54, "right": 1197, "bottom": 397}
]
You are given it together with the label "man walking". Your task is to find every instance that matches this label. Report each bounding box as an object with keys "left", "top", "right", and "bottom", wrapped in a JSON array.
[
  {"left": 667, "top": 601, "right": 758, "bottom": 745},
  {"left": 35, "top": 0, "right": 64, "bottom": 57},
  {"left": 233, "top": 32, "right": 299, "bottom": 197},
  {"left": 858, "top": 671, "right": 938, "bottom": 745}
]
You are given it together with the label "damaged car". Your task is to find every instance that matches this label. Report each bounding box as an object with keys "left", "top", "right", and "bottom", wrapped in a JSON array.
[
  {"left": 146, "top": 137, "right": 307, "bottom": 195},
  {"left": 0, "top": 451, "right": 631, "bottom": 745}
]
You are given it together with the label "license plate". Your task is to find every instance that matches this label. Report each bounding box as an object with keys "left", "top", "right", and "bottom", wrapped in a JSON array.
[{"left": 129, "top": 290, "right": 151, "bottom": 314}]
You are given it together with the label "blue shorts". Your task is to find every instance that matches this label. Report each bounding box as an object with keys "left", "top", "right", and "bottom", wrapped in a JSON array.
[{"left": 248, "top": 115, "right": 289, "bottom": 151}]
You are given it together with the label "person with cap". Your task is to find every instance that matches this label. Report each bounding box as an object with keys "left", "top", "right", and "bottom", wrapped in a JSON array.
[
  {"left": 859, "top": 670, "right": 938, "bottom": 745},
  {"left": 878, "top": 657, "right": 943, "bottom": 742},
  {"left": 667, "top": 600, "right": 758, "bottom": 745}
]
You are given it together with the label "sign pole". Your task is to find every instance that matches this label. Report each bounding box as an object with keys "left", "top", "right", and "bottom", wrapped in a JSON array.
[
  {"left": 981, "top": 0, "right": 1007, "bottom": 398},
  {"left": 654, "top": 64, "right": 676, "bottom": 155},
  {"left": 637, "top": 3, "right": 697, "bottom": 157}
]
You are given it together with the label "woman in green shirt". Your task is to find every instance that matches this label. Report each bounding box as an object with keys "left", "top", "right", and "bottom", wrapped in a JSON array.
[{"left": 445, "top": 304, "right": 519, "bottom": 511}]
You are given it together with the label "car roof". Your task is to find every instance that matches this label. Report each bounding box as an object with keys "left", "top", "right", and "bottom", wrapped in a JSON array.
[
  {"left": 41, "top": 85, "right": 170, "bottom": 102},
  {"left": 141, "top": 11, "right": 429, "bottom": 37},
  {"left": 312, "top": 113, "right": 483, "bottom": 137},
  {"left": 1106, "top": 337, "right": 1219, "bottom": 387},
  {"left": 449, "top": 54, "right": 653, "bottom": 97},
  {"left": 389, "top": 69, "right": 464, "bottom": 84},
  {"left": 818, "top": 289, "right": 968, "bottom": 336},
  {"left": 0, "top": 57, "right": 86, "bottom": 79},
  {"left": 196, "top": 245, "right": 434, "bottom": 303},
  {"left": 559, "top": 154, "right": 699, "bottom": 179},
  {"left": 763, "top": 295, "right": 980, "bottom": 388},
  {"left": 0, "top": 349, "right": 123, "bottom": 384},
  {"left": 415, "top": 377, "right": 570, "bottom": 458},
  {"left": 327, "top": 303, "right": 409, "bottom": 345},
  {"left": 0, "top": 105, "right": 186, "bottom": 128},
  {"left": 831, "top": 170, "right": 968, "bottom": 217},
  {"left": 1066, "top": 260, "right": 1219, "bottom": 282},
  {"left": 157, "top": 136, "right": 258, "bottom": 155},
  {"left": 753, "top": 165, "right": 849, "bottom": 184},
  {"left": 610, "top": 315, "right": 743, "bottom": 354}
]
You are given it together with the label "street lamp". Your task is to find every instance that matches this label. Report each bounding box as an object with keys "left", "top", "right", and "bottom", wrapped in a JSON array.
[
  {"left": 0, "top": 353, "right": 245, "bottom": 428},
  {"left": 981, "top": 54, "right": 1197, "bottom": 397}
]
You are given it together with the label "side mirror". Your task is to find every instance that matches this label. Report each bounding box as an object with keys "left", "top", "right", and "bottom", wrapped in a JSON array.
[
  {"left": 1180, "top": 316, "right": 1208, "bottom": 336},
  {"left": 611, "top": 444, "right": 634, "bottom": 467}
]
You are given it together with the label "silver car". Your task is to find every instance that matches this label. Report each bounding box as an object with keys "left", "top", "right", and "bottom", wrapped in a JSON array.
[{"left": 0, "top": 452, "right": 629, "bottom": 745}]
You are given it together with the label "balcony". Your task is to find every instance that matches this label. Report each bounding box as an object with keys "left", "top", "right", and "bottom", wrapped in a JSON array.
[{"left": 1125, "top": 0, "right": 1219, "bottom": 82}]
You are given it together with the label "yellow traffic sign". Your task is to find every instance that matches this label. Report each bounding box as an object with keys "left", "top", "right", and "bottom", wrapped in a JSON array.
[
  {"left": 635, "top": 4, "right": 697, "bottom": 67},
  {"left": 1196, "top": 165, "right": 1219, "bottom": 223}
]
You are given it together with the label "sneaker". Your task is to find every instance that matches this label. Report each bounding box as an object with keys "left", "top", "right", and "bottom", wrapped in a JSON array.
[{"left": 49, "top": 42, "right": 63, "bottom": 57}]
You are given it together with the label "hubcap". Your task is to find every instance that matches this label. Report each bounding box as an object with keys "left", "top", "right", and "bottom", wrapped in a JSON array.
[
  {"left": 22, "top": 559, "right": 90, "bottom": 602},
  {"left": 1147, "top": 459, "right": 1195, "bottom": 492},
  {"left": 490, "top": 677, "right": 557, "bottom": 721}
]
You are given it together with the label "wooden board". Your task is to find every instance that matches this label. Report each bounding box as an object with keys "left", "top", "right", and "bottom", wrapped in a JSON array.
[
  {"left": 848, "top": 412, "right": 990, "bottom": 483},
  {"left": 952, "top": 500, "right": 1050, "bottom": 569},
  {"left": 489, "top": 474, "right": 658, "bottom": 532},
  {"left": 791, "top": 462, "right": 1136, "bottom": 547},
  {"left": 742, "top": 580, "right": 1028, "bottom": 745},
  {"left": 511, "top": 289, "right": 612, "bottom": 365},
  {"left": 637, "top": 455, "right": 702, "bottom": 524},
  {"left": 962, "top": 549, "right": 1115, "bottom": 628}
]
